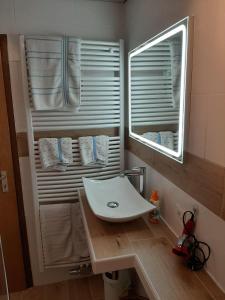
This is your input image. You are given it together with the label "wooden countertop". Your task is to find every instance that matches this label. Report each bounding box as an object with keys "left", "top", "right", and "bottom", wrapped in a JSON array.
[{"left": 79, "top": 189, "right": 225, "bottom": 300}]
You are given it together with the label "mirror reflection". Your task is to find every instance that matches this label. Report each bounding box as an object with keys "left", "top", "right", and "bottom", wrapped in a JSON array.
[{"left": 129, "top": 18, "right": 190, "bottom": 162}]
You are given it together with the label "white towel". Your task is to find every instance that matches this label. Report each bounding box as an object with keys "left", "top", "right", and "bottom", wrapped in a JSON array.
[
  {"left": 71, "top": 203, "right": 89, "bottom": 259},
  {"left": 67, "top": 37, "right": 81, "bottom": 110},
  {"left": 39, "top": 138, "right": 73, "bottom": 171},
  {"left": 40, "top": 204, "right": 73, "bottom": 265},
  {"left": 78, "top": 135, "right": 109, "bottom": 166},
  {"left": 143, "top": 132, "right": 159, "bottom": 143},
  {"left": 143, "top": 131, "right": 174, "bottom": 150},
  {"left": 170, "top": 40, "right": 181, "bottom": 108},
  {"left": 159, "top": 131, "right": 174, "bottom": 150},
  {"left": 25, "top": 36, "right": 81, "bottom": 111},
  {"left": 40, "top": 203, "right": 89, "bottom": 265}
]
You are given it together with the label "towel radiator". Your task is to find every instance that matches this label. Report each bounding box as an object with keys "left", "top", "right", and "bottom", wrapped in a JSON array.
[{"left": 20, "top": 37, "right": 124, "bottom": 271}]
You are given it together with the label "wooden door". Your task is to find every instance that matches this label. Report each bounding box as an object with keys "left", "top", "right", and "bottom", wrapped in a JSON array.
[{"left": 0, "top": 46, "right": 26, "bottom": 292}]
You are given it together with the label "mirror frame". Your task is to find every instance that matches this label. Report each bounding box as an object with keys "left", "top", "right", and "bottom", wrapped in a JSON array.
[{"left": 128, "top": 17, "right": 193, "bottom": 163}]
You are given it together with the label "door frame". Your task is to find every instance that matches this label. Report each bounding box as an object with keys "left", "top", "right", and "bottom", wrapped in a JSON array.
[{"left": 0, "top": 34, "right": 33, "bottom": 288}]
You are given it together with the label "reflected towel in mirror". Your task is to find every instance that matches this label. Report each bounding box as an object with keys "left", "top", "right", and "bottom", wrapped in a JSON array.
[{"left": 143, "top": 131, "right": 174, "bottom": 150}]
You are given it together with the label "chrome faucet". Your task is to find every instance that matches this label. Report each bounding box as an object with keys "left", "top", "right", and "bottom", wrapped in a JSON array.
[{"left": 119, "top": 167, "right": 146, "bottom": 197}]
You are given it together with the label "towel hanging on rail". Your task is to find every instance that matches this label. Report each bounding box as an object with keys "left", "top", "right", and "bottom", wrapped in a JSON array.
[
  {"left": 39, "top": 137, "right": 73, "bottom": 171},
  {"left": 40, "top": 203, "right": 89, "bottom": 266},
  {"left": 25, "top": 35, "right": 81, "bottom": 111},
  {"left": 78, "top": 135, "right": 109, "bottom": 166},
  {"left": 40, "top": 203, "right": 73, "bottom": 265},
  {"left": 67, "top": 37, "right": 81, "bottom": 109}
]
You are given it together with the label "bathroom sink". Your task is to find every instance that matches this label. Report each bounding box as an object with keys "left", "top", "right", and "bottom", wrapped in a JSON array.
[{"left": 82, "top": 176, "right": 155, "bottom": 223}]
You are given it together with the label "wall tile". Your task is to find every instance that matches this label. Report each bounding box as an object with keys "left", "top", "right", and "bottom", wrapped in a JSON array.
[
  {"left": 184, "top": 0, "right": 225, "bottom": 94},
  {"left": 187, "top": 94, "right": 208, "bottom": 158},
  {"left": 205, "top": 94, "right": 225, "bottom": 167}
]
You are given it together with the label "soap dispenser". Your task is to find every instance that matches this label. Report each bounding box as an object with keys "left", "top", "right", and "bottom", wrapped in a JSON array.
[{"left": 149, "top": 191, "right": 160, "bottom": 224}]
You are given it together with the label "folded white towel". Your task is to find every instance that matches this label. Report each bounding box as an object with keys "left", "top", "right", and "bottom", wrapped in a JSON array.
[
  {"left": 143, "top": 131, "right": 174, "bottom": 150},
  {"left": 25, "top": 36, "right": 81, "bottom": 111},
  {"left": 39, "top": 138, "right": 73, "bottom": 171},
  {"left": 159, "top": 131, "right": 174, "bottom": 150},
  {"left": 143, "top": 132, "right": 159, "bottom": 144},
  {"left": 40, "top": 203, "right": 89, "bottom": 266},
  {"left": 78, "top": 135, "right": 109, "bottom": 166}
]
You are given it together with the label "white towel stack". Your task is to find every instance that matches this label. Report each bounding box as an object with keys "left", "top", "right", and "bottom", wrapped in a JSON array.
[
  {"left": 40, "top": 203, "right": 89, "bottom": 266},
  {"left": 39, "top": 138, "right": 73, "bottom": 171},
  {"left": 78, "top": 135, "right": 109, "bottom": 166}
]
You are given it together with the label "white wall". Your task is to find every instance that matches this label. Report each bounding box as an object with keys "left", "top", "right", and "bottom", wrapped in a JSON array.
[
  {"left": 5, "top": 0, "right": 125, "bottom": 286},
  {"left": 125, "top": 0, "right": 185, "bottom": 51},
  {"left": 1, "top": 0, "right": 124, "bottom": 40},
  {"left": 125, "top": 0, "right": 225, "bottom": 292}
]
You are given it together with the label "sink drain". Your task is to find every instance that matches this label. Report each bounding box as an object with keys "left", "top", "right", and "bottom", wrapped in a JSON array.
[{"left": 107, "top": 201, "right": 119, "bottom": 208}]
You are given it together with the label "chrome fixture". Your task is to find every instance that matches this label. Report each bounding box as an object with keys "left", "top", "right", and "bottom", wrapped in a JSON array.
[
  {"left": 107, "top": 201, "right": 119, "bottom": 208},
  {"left": 119, "top": 167, "right": 146, "bottom": 196}
]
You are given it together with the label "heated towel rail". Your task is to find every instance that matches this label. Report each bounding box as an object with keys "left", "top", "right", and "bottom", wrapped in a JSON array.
[{"left": 21, "top": 36, "right": 124, "bottom": 271}]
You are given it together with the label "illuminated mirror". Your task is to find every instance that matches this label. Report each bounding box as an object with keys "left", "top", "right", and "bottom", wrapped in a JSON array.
[{"left": 128, "top": 17, "right": 192, "bottom": 163}]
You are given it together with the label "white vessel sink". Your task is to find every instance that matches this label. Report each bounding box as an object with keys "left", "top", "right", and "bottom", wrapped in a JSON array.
[{"left": 82, "top": 176, "right": 156, "bottom": 223}]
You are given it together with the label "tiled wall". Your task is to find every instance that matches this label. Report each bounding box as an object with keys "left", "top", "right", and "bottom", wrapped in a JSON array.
[
  {"left": 125, "top": 0, "right": 225, "bottom": 292},
  {"left": 183, "top": 0, "right": 225, "bottom": 166}
]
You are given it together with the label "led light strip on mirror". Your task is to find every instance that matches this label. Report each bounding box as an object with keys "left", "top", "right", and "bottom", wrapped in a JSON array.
[{"left": 128, "top": 17, "right": 193, "bottom": 163}]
